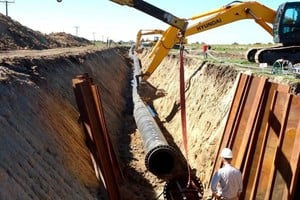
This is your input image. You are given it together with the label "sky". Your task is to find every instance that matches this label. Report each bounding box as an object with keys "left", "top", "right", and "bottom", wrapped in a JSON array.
[{"left": 0, "top": 0, "right": 287, "bottom": 44}]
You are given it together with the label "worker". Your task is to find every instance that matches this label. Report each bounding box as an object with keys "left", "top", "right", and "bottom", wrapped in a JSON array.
[
  {"left": 202, "top": 43, "right": 208, "bottom": 59},
  {"left": 210, "top": 148, "right": 243, "bottom": 200},
  {"left": 202, "top": 43, "right": 211, "bottom": 59}
]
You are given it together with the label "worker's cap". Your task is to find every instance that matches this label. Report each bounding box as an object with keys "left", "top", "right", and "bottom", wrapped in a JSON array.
[{"left": 220, "top": 148, "right": 233, "bottom": 159}]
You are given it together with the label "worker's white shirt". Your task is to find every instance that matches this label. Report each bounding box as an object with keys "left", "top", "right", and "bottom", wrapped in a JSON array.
[{"left": 210, "top": 163, "right": 243, "bottom": 199}]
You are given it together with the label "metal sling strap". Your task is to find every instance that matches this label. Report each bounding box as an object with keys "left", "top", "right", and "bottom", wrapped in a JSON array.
[{"left": 179, "top": 34, "right": 191, "bottom": 187}]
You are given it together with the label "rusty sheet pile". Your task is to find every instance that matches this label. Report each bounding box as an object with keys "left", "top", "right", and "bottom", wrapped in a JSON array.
[
  {"left": 211, "top": 73, "right": 300, "bottom": 200},
  {"left": 72, "top": 74, "right": 123, "bottom": 200}
]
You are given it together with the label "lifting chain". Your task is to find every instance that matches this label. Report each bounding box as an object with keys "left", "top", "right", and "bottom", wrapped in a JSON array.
[{"left": 163, "top": 175, "right": 204, "bottom": 200}]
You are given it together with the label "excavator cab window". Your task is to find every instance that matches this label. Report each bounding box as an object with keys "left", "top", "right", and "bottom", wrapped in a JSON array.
[
  {"left": 274, "top": 2, "right": 300, "bottom": 44},
  {"left": 282, "top": 6, "right": 300, "bottom": 33}
]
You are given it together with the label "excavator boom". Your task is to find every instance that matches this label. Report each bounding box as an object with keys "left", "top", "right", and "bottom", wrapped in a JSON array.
[
  {"left": 142, "top": 1, "right": 276, "bottom": 79},
  {"left": 185, "top": 1, "right": 275, "bottom": 36},
  {"left": 110, "top": 0, "right": 188, "bottom": 31}
]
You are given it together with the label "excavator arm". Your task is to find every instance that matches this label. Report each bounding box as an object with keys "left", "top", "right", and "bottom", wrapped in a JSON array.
[
  {"left": 110, "top": 0, "right": 187, "bottom": 31},
  {"left": 57, "top": 0, "right": 187, "bottom": 30},
  {"left": 142, "top": 1, "right": 276, "bottom": 80},
  {"left": 185, "top": 1, "right": 275, "bottom": 36}
]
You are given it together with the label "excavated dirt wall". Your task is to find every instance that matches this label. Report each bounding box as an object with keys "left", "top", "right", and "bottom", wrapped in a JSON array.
[
  {"left": 0, "top": 47, "right": 132, "bottom": 199},
  {"left": 0, "top": 46, "right": 242, "bottom": 199},
  {"left": 141, "top": 54, "right": 240, "bottom": 196}
]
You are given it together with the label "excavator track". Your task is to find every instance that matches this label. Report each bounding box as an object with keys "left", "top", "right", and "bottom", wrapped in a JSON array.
[
  {"left": 254, "top": 45, "right": 300, "bottom": 65},
  {"left": 246, "top": 47, "right": 261, "bottom": 63},
  {"left": 245, "top": 45, "right": 282, "bottom": 63}
]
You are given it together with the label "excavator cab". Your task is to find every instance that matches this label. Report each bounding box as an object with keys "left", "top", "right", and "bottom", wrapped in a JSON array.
[{"left": 274, "top": 2, "right": 300, "bottom": 45}]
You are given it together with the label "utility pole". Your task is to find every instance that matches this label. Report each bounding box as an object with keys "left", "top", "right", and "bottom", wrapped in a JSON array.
[
  {"left": 73, "top": 26, "right": 79, "bottom": 36},
  {"left": 0, "top": 0, "right": 14, "bottom": 16},
  {"left": 93, "top": 32, "right": 96, "bottom": 44}
]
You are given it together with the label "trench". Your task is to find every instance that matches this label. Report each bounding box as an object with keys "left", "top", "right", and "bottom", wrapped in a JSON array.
[{"left": 0, "top": 46, "right": 243, "bottom": 199}]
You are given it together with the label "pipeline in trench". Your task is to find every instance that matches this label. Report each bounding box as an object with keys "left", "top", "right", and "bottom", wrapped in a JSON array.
[
  {"left": 131, "top": 47, "right": 177, "bottom": 178},
  {"left": 129, "top": 47, "right": 204, "bottom": 199}
]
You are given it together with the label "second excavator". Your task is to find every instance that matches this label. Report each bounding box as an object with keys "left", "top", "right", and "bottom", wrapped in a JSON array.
[{"left": 135, "top": 29, "right": 164, "bottom": 53}]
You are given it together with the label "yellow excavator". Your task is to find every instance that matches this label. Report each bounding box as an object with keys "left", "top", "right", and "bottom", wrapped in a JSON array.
[
  {"left": 110, "top": 0, "right": 300, "bottom": 80},
  {"left": 135, "top": 29, "right": 164, "bottom": 53},
  {"left": 135, "top": 29, "right": 188, "bottom": 53},
  {"left": 109, "top": 0, "right": 188, "bottom": 31}
]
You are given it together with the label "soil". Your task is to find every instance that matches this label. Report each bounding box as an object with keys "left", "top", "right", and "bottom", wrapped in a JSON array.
[
  {"left": 0, "top": 13, "right": 91, "bottom": 50},
  {"left": 0, "top": 13, "right": 299, "bottom": 200}
]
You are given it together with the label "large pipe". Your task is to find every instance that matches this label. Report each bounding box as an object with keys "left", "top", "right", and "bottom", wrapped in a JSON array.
[{"left": 129, "top": 47, "right": 177, "bottom": 178}]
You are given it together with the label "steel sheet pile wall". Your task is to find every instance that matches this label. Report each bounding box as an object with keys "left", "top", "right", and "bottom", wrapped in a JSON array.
[
  {"left": 72, "top": 74, "right": 123, "bottom": 200},
  {"left": 211, "top": 73, "right": 300, "bottom": 200}
]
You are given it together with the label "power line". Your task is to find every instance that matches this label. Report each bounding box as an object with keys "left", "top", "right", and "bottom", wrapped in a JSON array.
[{"left": 0, "top": 0, "right": 14, "bottom": 16}]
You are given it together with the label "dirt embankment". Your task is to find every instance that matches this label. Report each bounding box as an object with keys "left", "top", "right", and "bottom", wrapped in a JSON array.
[
  {"left": 0, "top": 11, "right": 167, "bottom": 200},
  {"left": 0, "top": 13, "right": 91, "bottom": 50},
  {"left": 0, "top": 41, "right": 242, "bottom": 199},
  {"left": 139, "top": 53, "right": 240, "bottom": 197},
  {"left": 0, "top": 47, "right": 134, "bottom": 199},
  {"left": 2, "top": 10, "right": 296, "bottom": 199}
]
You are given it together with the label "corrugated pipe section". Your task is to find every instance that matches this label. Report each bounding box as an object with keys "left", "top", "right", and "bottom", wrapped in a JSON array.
[{"left": 129, "top": 47, "right": 177, "bottom": 179}]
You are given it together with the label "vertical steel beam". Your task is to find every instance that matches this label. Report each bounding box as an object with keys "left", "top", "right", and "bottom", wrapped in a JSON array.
[
  {"left": 232, "top": 76, "right": 267, "bottom": 171},
  {"left": 289, "top": 113, "right": 300, "bottom": 199},
  {"left": 264, "top": 92, "right": 291, "bottom": 199},
  {"left": 247, "top": 82, "right": 289, "bottom": 199},
  {"left": 72, "top": 75, "right": 122, "bottom": 200},
  {"left": 267, "top": 93, "right": 300, "bottom": 200},
  {"left": 209, "top": 73, "right": 250, "bottom": 184}
]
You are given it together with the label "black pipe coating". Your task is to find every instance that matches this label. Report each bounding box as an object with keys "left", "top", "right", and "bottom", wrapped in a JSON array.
[{"left": 130, "top": 48, "right": 177, "bottom": 178}]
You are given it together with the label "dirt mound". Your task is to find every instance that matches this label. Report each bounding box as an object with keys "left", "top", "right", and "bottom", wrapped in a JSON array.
[
  {"left": 1, "top": 43, "right": 299, "bottom": 199},
  {"left": 0, "top": 13, "right": 91, "bottom": 50},
  {"left": 0, "top": 44, "right": 239, "bottom": 199},
  {"left": 48, "top": 32, "right": 92, "bottom": 47}
]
